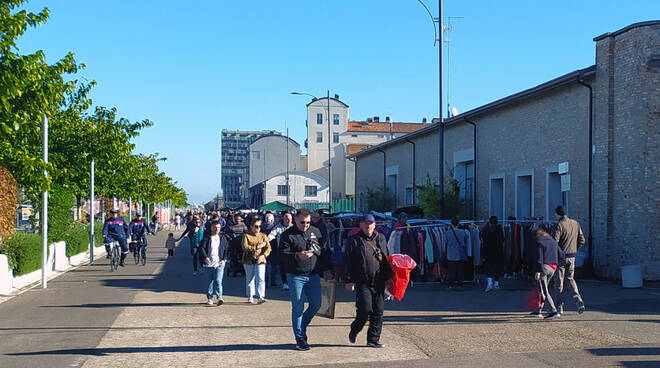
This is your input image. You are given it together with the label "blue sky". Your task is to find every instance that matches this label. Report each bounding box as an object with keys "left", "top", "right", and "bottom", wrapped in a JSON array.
[{"left": 16, "top": 1, "right": 659, "bottom": 205}]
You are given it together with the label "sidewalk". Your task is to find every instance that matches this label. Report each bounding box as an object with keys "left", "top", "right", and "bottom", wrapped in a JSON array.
[{"left": 1, "top": 230, "right": 659, "bottom": 367}]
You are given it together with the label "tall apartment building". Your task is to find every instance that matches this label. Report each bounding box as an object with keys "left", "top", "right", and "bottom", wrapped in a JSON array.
[{"left": 221, "top": 129, "right": 280, "bottom": 207}]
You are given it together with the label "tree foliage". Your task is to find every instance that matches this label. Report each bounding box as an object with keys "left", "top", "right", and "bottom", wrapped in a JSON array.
[
  {"left": 366, "top": 187, "right": 397, "bottom": 213},
  {"left": 0, "top": 166, "right": 18, "bottom": 241},
  {"left": 416, "top": 174, "right": 467, "bottom": 219},
  {"left": 0, "top": 1, "right": 187, "bottom": 241}
]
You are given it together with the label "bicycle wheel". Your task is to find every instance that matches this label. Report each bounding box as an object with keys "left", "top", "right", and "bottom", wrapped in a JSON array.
[
  {"left": 141, "top": 246, "right": 146, "bottom": 265},
  {"left": 112, "top": 245, "right": 120, "bottom": 271}
]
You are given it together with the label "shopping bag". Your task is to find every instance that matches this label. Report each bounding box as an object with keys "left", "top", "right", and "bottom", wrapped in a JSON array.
[
  {"left": 316, "top": 278, "right": 337, "bottom": 319},
  {"left": 525, "top": 283, "right": 542, "bottom": 310},
  {"left": 387, "top": 254, "right": 417, "bottom": 301}
]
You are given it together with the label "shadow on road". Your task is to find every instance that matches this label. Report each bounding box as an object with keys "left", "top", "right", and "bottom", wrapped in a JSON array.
[{"left": 8, "top": 343, "right": 357, "bottom": 356}]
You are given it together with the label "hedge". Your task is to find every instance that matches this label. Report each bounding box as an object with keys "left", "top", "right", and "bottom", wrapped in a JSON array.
[
  {"left": 1, "top": 232, "right": 43, "bottom": 276},
  {"left": 63, "top": 221, "right": 104, "bottom": 257},
  {"left": 0, "top": 222, "right": 104, "bottom": 276}
]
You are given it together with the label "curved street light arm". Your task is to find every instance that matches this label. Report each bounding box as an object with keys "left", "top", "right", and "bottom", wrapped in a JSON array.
[{"left": 415, "top": 0, "right": 438, "bottom": 46}]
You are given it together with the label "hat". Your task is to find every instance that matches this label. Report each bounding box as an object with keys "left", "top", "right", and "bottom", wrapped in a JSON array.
[
  {"left": 399, "top": 212, "right": 408, "bottom": 219},
  {"left": 110, "top": 209, "right": 119, "bottom": 214},
  {"left": 360, "top": 214, "right": 376, "bottom": 223}
]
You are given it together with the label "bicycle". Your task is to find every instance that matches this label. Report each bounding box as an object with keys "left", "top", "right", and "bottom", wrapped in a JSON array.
[
  {"left": 132, "top": 237, "right": 147, "bottom": 266},
  {"left": 106, "top": 240, "right": 120, "bottom": 271}
]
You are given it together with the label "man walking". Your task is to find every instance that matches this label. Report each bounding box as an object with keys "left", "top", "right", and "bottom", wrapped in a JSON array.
[
  {"left": 552, "top": 205, "right": 586, "bottom": 315},
  {"left": 345, "top": 214, "right": 390, "bottom": 348},
  {"left": 279, "top": 208, "right": 332, "bottom": 351},
  {"left": 268, "top": 211, "right": 293, "bottom": 290}
]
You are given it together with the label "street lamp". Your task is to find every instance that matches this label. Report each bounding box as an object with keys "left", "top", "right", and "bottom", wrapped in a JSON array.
[
  {"left": 291, "top": 90, "right": 333, "bottom": 212},
  {"left": 416, "top": 0, "right": 444, "bottom": 217}
]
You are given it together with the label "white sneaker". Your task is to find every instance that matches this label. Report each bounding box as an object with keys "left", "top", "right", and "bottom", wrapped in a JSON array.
[
  {"left": 485, "top": 285, "right": 493, "bottom": 292},
  {"left": 282, "top": 284, "right": 289, "bottom": 291},
  {"left": 206, "top": 299, "right": 214, "bottom": 306},
  {"left": 247, "top": 298, "right": 254, "bottom": 304},
  {"left": 258, "top": 298, "right": 267, "bottom": 304},
  {"left": 193, "top": 271, "right": 198, "bottom": 276}
]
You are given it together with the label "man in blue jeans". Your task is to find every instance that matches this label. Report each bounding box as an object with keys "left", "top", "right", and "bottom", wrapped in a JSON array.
[{"left": 279, "top": 208, "right": 333, "bottom": 351}]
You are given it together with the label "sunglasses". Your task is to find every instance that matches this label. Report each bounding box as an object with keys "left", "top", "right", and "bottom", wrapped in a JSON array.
[{"left": 252, "top": 224, "right": 261, "bottom": 228}]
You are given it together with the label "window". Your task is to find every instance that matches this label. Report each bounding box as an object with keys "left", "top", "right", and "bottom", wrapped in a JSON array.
[
  {"left": 305, "top": 185, "right": 317, "bottom": 197},
  {"left": 489, "top": 175, "right": 505, "bottom": 220},
  {"left": 317, "top": 113, "right": 323, "bottom": 124},
  {"left": 405, "top": 186, "right": 414, "bottom": 205},
  {"left": 251, "top": 151, "right": 260, "bottom": 160},
  {"left": 333, "top": 114, "right": 339, "bottom": 125},
  {"left": 333, "top": 132, "right": 339, "bottom": 143},
  {"left": 316, "top": 132, "right": 323, "bottom": 143},
  {"left": 277, "top": 185, "right": 289, "bottom": 196},
  {"left": 515, "top": 171, "right": 534, "bottom": 219}
]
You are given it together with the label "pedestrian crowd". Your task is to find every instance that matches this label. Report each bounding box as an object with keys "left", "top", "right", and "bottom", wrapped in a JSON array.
[{"left": 155, "top": 203, "right": 586, "bottom": 350}]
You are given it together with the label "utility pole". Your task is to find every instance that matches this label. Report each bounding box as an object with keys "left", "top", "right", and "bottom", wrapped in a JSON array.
[
  {"left": 41, "top": 114, "right": 48, "bottom": 288},
  {"left": 286, "top": 122, "right": 290, "bottom": 207},
  {"left": 89, "top": 159, "right": 94, "bottom": 264},
  {"left": 327, "top": 90, "right": 332, "bottom": 212}
]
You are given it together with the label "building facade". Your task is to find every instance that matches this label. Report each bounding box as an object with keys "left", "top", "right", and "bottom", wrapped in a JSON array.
[
  {"left": 302, "top": 95, "right": 426, "bottom": 200},
  {"left": 248, "top": 134, "right": 301, "bottom": 188},
  {"left": 221, "top": 129, "right": 280, "bottom": 208},
  {"left": 248, "top": 171, "right": 329, "bottom": 209},
  {"left": 351, "top": 21, "right": 660, "bottom": 280}
]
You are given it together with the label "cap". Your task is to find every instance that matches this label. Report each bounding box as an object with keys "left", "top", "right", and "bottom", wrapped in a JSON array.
[
  {"left": 399, "top": 212, "right": 408, "bottom": 218},
  {"left": 360, "top": 214, "right": 376, "bottom": 223},
  {"left": 110, "top": 209, "right": 119, "bottom": 214}
]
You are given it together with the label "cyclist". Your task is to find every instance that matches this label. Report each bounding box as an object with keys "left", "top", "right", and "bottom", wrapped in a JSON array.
[
  {"left": 129, "top": 212, "right": 152, "bottom": 255},
  {"left": 102, "top": 209, "right": 130, "bottom": 266}
]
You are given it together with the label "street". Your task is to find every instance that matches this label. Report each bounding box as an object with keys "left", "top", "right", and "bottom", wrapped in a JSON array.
[{"left": 1, "top": 230, "right": 659, "bottom": 368}]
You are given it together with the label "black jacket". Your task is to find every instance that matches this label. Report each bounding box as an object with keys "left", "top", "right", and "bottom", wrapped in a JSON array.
[
  {"left": 198, "top": 233, "right": 230, "bottom": 263},
  {"left": 345, "top": 230, "right": 389, "bottom": 285},
  {"left": 279, "top": 225, "right": 331, "bottom": 276}
]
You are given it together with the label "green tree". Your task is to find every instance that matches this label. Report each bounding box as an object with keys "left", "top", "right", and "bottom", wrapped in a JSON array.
[
  {"left": 416, "top": 174, "right": 467, "bottom": 219},
  {"left": 366, "top": 187, "right": 396, "bottom": 213}
]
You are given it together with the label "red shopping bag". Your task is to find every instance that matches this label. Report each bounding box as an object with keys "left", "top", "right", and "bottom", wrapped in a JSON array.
[
  {"left": 387, "top": 254, "right": 417, "bottom": 301},
  {"left": 525, "top": 283, "right": 542, "bottom": 310}
]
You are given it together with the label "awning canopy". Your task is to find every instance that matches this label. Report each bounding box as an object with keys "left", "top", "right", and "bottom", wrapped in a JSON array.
[{"left": 259, "top": 201, "right": 294, "bottom": 212}]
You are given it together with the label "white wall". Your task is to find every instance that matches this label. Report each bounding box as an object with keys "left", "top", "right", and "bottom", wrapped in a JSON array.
[
  {"left": 264, "top": 172, "right": 329, "bottom": 204},
  {"left": 249, "top": 136, "right": 301, "bottom": 187}
]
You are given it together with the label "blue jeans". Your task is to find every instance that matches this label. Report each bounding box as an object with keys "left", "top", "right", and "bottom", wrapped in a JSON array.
[
  {"left": 206, "top": 264, "right": 226, "bottom": 299},
  {"left": 287, "top": 273, "right": 321, "bottom": 340}
]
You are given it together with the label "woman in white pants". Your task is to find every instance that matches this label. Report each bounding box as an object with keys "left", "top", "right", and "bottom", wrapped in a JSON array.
[{"left": 242, "top": 217, "right": 271, "bottom": 304}]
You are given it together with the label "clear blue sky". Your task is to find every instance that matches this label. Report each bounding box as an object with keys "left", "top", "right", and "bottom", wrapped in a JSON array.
[{"left": 16, "top": 1, "right": 658, "bottom": 205}]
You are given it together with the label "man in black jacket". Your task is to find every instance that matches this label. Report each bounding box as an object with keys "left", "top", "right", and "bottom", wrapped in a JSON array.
[
  {"left": 345, "top": 214, "right": 390, "bottom": 348},
  {"left": 279, "top": 208, "right": 332, "bottom": 351}
]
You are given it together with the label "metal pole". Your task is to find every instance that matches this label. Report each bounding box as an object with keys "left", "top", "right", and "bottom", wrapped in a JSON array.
[
  {"left": 438, "top": 0, "right": 444, "bottom": 218},
  {"left": 129, "top": 196, "right": 132, "bottom": 223},
  {"left": 90, "top": 159, "right": 94, "bottom": 264},
  {"left": 41, "top": 114, "right": 48, "bottom": 288},
  {"left": 286, "top": 124, "right": 290, "bottom": 206},
  {"left": 327, "top": 90, "right": 332, "bottom": 212}
]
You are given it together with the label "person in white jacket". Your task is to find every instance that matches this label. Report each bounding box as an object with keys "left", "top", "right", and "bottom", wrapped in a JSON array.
[{"left": 268, "top": 211, "right": 293, "bottom": 290}]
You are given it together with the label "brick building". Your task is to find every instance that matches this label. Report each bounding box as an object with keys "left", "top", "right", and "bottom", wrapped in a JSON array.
[{"left": 350, "top": 21, "right": 659, "bottom": 279}]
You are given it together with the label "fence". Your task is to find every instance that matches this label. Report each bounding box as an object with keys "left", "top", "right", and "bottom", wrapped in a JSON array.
[{"left": 293, "top": 199, "right": 355, "bottom": 213}]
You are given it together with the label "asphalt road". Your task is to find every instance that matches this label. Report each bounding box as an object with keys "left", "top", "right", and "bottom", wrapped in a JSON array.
[{"left": 1, "top": 228, "right": 659, "bottom": 368}]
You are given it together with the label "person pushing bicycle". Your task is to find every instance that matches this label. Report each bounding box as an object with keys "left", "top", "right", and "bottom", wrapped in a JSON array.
[
  {"left": 102, "top": 209, "right": 130, "bottom": 266},
  {"left": 129, "top": 212, "right": 152, "bottom": 253}
]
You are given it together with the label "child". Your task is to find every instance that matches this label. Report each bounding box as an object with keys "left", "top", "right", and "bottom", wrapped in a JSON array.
[{"left": 166, "top": 233, "right": 176, "bottom": 256}]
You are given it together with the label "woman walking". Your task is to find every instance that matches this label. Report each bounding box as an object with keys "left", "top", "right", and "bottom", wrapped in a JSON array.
[
  {"left": 199, "top": 221, "right": 230, "bottom": 306},
  {"left": 178, "top": 217, "right": 204, "bottom": 275},
  {"left": 242, "top": 217, "right": 271, "bottom": 304},
  {"left": 481, "top": 216, "right": 505, "bottom": 292},
  {"left": 533, "top": 228, "right": 565, "bottom": 320}
]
